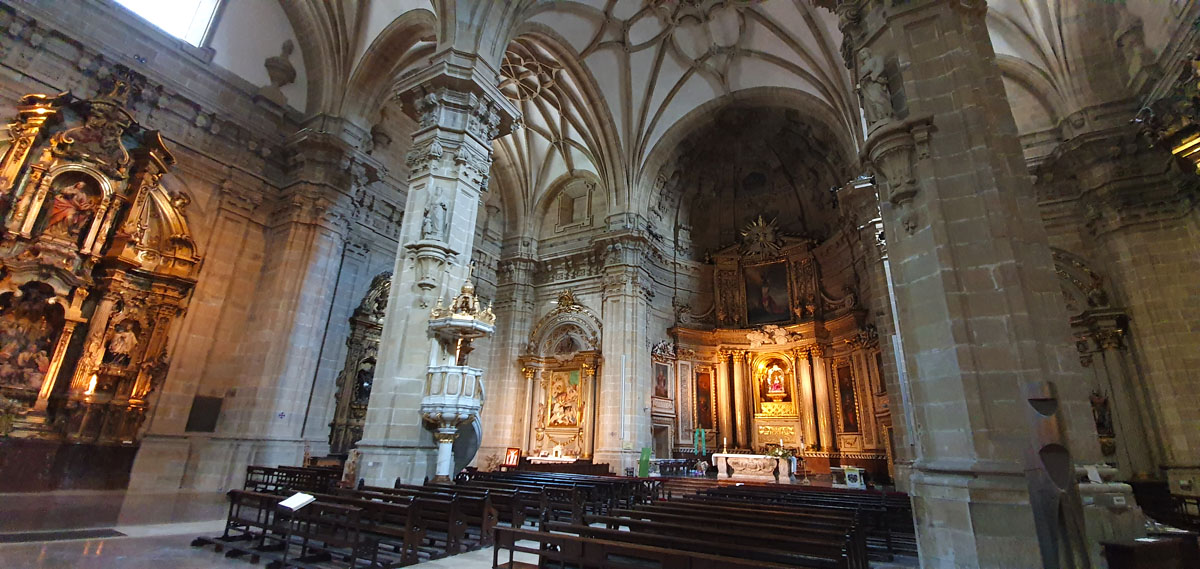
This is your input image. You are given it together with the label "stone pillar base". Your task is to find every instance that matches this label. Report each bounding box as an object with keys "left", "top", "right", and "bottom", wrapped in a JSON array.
[
  {"left": 356, "top": 443, "right": 435, "bottom": 486},
  {"left": 908, "top": 467, "right": 1042, "bottom": 569}
]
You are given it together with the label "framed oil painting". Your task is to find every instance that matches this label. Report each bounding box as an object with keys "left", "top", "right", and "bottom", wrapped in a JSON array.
[
  {"left": 653, "top": 361, "right": 671, "bottom": 399},
  {"left": 744, "top": 260, "right": 790, "bottom": 325},
  {"left": 694, "top": 367, "right": 715, "bottom": 430},
  {"left": 835, "top": 363, "right": 860, "bottom": 433},
  {"left": 676, "top": 361, "right": 693, "bottom": 443}
]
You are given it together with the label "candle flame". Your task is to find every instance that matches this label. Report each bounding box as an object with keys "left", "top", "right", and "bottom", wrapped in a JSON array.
[{"left": 84, "top": 374, "right": 97, "bottom": 395}]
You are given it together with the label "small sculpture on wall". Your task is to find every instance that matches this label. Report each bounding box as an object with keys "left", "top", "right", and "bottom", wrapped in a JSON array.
[
  {"left": 257, "top": 40, "right": 297, "bottom": 107},
  {"left": 1089, "top": 390, "right": 1113, "bottom": 437},
  {"left": 421, "top": 191, "right": 448, "bottom": 241},
  {"left": 103, "top": 322, "right": 138, "bottom": 367},
  {"left": 856, "top": 48, "right": 894, "bottom": 130}
]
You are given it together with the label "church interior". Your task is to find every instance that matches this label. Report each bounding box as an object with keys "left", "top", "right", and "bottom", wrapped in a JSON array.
[{"left": 0, "top": 0, "right": 1198, "bottom": 568}]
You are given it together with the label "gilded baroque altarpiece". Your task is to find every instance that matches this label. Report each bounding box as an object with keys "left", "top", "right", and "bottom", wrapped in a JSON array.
[{"left": 0, "top": 79, "right": 200, "bottom": 445}]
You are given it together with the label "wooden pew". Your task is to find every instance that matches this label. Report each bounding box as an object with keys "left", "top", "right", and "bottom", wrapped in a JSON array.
[
  {"left": 696, "top": 485, "right": 916, "bottom": 557},
  {"left": 493, "top": 526, "right": 799, "bottom": 569},
  {"left": 544, "top": 520, "right": 856, "bottom": 569},
  {"left": 196, "top": 489, "right": 375, "bottom": 569},
  {"left": 424, "top": 481, "right": 542, "bottom": 528},
  {"left": 305, "top": 491, "right": 426, "bottom": 567},
  {"left": 357, "top": 484, "right": 498, "bottom": 549}
]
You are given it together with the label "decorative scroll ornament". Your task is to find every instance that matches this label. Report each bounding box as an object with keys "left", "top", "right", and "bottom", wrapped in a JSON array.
[{"left": 51, "top": 82, "right": 134, "bottom": 178}]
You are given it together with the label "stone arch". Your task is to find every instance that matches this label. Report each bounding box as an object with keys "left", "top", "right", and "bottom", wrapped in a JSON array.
[
  {"left": 525, "top": 290, "right": 601, "bottom": 358},
  {"left": 997, "top": 55, "right": 1066, "bottom": 132},
  {"left": 637, "top": 87, "right": 858, "bottom": 221},
  {"left": 343, "top": 9, "right": 438, "bottom": 126}
]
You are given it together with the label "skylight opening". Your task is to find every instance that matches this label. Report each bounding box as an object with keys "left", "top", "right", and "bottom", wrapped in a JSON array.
[{"left": 114, "top": 0, "right": 221, "bottom": 47}]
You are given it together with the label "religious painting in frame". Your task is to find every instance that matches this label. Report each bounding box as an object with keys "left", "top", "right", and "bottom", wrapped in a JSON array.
[
  {"left": 834, "top": 362, "right": 861, "bottom": 433},
  {"left": 743, "top": 260, "right": 790, "bottom": 325},
  {"left": 502, "top": 447, "right": 521, "bottom": 467},
  {"left": 676, "top": 360, "right": 693, "bottom": 443},
  {"left": 652, "top": 361, "right": 671, "bottom": 399},
  {"left": 546, "top": 369, "right": 584, "bottom": 428},
  {"left": 693, "top": 366, "right": 716, "bottom": 430}
]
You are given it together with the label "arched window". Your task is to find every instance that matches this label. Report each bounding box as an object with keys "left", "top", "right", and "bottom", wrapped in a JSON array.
[{"left": 113, "top": 0, "right": 222, "bottom": 47}]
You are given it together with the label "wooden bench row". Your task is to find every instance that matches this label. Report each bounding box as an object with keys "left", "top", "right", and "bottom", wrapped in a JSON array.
[
  {"left": 485, "top": 473, "right": 874, "bottom": 569},
  {"left": 493, "top": 526, "right": 798, "bottom": 569},
  {"left": 194, "top": 466, "right": 503, "bottom": 567},
  {"left": 696, "top": 484, "right": 916, "bottom": 557}
]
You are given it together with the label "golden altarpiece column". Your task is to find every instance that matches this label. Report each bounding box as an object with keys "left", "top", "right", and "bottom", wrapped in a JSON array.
[
  {"left": 0, "top": 79, "right": 199, "bottom": 488},
  {"left": 671, "top": 218, "right": 890, "bottom": 478}
]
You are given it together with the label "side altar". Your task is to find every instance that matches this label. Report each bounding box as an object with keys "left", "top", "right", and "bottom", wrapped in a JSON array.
[{"left": 713, "top": 452, "right": 790, "bottom": 482}]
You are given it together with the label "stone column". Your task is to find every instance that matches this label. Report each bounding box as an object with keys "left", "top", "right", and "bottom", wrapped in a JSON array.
[
  {"left": 811, "top": 347, "right": 835, "bottom": 451},
  {"left": 479, "top": 247, "right": 538, "bottom": 461},
  {"left": 358, "top": 76, "right": 517, "bottom": 486},
  {"left": 715, "top": 351, "right": 733, "bottom": 450},
  {"left": 593, "top": 231, "right": 654, "bottom": 472},
  {"left": 731, "top": 351, "right": 750, "bottom": 449},
  {"left": 794, "top": 348, "right": 818, "bottom": 449},
  {"left": 1094, "top": 329, "right": 1155, "bottom": 480},
  {"left": 839, "top": 1, "right": 1102, "bottom": 566}
]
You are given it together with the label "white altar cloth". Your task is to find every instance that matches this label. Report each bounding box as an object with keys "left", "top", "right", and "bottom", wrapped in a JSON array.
[
  {"left": 712, "top": 453, "right": 787, "bottom": 482},
  {"left": 528, "top": 456, "right": 578, "bottom": 464}
]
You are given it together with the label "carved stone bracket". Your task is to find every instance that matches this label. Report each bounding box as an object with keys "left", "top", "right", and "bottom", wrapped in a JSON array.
[{"left": 862, "top": 115, "right": 935, "bottom": 208}]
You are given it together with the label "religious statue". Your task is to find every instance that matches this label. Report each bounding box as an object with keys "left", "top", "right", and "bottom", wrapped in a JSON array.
[
  {"left": 1089, "top": 390, "right": 1113, "bottom": 437},
  {"left": 762, "top": 363, "right": 787, "bottom": 402},
  {"left": 103, "top": 323, "right": 138, "bottom": 366},
  {"left": 44, "top": 181, "right": 97, "bottom": 238},
  {"left": 857, "top": 48, "right": 894, "bottom": 129},
  {"left": 421, "top": 193, "right": 447, "bottom": 240},
  {"left": 341, "top": 449, "right": 361, "bottom": 487}
]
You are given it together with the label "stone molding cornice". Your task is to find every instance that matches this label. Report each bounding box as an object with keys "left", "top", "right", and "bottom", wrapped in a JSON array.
[{"left": 0, "top": 2, "right": 294, "bottom": 178}]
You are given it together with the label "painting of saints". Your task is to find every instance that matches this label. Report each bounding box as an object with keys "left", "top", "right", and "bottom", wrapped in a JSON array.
[
  {"left": 653, "top": 362, "right": 670, "bottom": 399},
  {"left": 0, "top": 284, "right": 64, "bottom": 392},
  {"left": 44, "top": 180, "right": 98, "bottom": 239},
  {"left": 547, "top": 371, "right": 583, "bottom": 427},
  {"left": 744, "top": 261, "right": 790, "bottom": 325}
]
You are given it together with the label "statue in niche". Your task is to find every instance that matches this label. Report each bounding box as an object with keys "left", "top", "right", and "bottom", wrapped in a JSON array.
[
  {"left": 353, "top": 359, "right": 375, "bottom": 404},
  {"left": 1089, "top": 390, "right": 1114, "bottom": 437},
  {"left": 856, "top": 48, "right": 894, "bottom": 129},
  {"left": 103, "top": 322, "right": 138, "bottom": 366},
  {"left": 44, "top": 180, "right": 98, "bottom": 239},
  {"left": 421, "top": 192, "right": 447, "bottom": 240}
]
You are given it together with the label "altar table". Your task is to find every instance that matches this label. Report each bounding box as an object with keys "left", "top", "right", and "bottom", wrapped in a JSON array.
[{"left": 712, "top": 453, "right": 788, "bottom": 482}]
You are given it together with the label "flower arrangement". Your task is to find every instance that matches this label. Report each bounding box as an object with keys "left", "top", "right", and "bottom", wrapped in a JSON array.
[{"left": 764, "top": 445, "right": 794, "bottom": 459}]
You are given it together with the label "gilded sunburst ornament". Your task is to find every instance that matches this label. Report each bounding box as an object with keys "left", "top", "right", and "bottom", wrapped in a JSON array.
[{"left": 740, "top": 215, "right": 782, "bottom": 259}]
